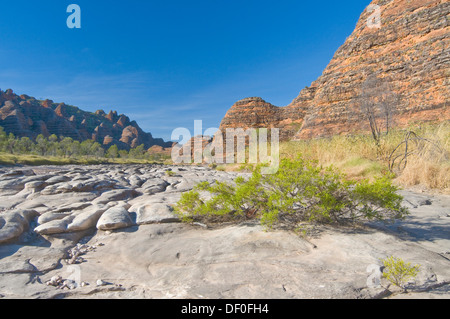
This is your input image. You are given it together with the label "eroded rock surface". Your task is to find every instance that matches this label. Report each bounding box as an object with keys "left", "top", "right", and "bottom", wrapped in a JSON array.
[{"left": 0, "top": 164, "right": 448, "bottom": 299}]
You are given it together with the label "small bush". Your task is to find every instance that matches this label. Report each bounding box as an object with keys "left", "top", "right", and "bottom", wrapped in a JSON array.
[
  {"left": 381, "top": 256, "right": 421, "bottom": 291},
  {"left": 174, "top": 157, "right": 409, "bottom": 229}
]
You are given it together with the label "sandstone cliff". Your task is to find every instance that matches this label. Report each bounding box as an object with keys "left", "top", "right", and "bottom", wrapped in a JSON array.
[
  {"left": 0, "top": 89, "right": 172, "bottom": 150},
  {"left": 219, "top": 0, "right": 450, "bottom": 140}
]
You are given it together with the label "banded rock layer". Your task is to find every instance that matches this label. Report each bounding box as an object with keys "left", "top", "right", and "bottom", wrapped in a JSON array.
[
  {"left": 219, "top": 0, "right": 450, "bottom": 140},
  {"left": 0, "top": 89, "right": 172, "bottom": 150}
]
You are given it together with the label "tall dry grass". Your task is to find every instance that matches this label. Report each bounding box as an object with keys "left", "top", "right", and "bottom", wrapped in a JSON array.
[
  {"left": 280, "top": 122, "right": 450, "bottom": 193},
  {"left": 393, "top": 122, "right": 449, "bottom": 192}
]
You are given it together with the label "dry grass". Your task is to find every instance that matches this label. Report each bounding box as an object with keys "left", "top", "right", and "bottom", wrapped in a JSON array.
[
  {"left": 5, "top": 123, "right": 446, "bottom": 193},
  {"left": 279, "top": 122, "right": 449, "bottom": 193},
  {"left": 220, "top": 122, "right": 449, "bottom": 193},
  {"left": 393, "top": 123, "right": 449, "bottom": 192}
]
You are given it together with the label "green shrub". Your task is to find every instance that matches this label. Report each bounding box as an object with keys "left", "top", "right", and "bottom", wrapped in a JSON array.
[
  {"left": 0, "top": 127, "right": 170, "bottom": 164},
  {"left": 381, "top": 256, "right": 421, "bottom": 291},
  {"left": 174, "top": 156, "right": 409, "bottom": 229},
  {"left": 165, "top": 170, "right": 176, "bottom": 177}
]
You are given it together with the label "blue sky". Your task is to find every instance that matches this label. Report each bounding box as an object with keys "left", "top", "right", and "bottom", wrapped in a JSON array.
[{"left": 0, "top": 0, "right": 371, "bottom": 141}]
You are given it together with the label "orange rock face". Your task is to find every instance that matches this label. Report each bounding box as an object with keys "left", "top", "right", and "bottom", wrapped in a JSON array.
[
  {"left": 220, "top": 97, "right": 307, "bottom": 141},
  {"left": 219, "top": 0, "right": 450, "bottom": 141}
]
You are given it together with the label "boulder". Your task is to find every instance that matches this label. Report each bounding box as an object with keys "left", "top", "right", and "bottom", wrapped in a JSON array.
[
  {"left": 37, "top": 212, "right": 72, "bottom": 225},
  {"left": 128, "top": 175, "right": 144, "bottom": 188},
  {"left": 34, "top": 215, "right": 75, "bottom": 235},
  {"left": 96, "top": 207, "right": 133, "bottom": 231},
  {"left": 66, "top": 204, "right": 111, "bottom": 232},
  {"left": 0, "top": 210, "right": 38, "bottom": 243},
  {"left": 140, "top": 179, "right": 169, "bottom": 195},
  {"left": 24, "top": 181, "right": 46, "bottom": 193},
  {"left": 44, "top": 175, "right": 71, "bottom": 185}
]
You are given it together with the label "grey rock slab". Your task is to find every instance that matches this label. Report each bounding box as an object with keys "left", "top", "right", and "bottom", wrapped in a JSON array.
[
  {"left": 54, "top": 182, "right": 94, "bottom": 193},
  {"left": 113, "top": 177, "right": 134, "bottom": 188},
  {"left": 0, "top": 193, "right": 28, "bottom": 210},
  {"left": 44, "top": 175, "right": 71, "bottom": 185},
  {"left": 54, "top": 202, "right": 92, "bottom": 213},
  {"left": 170, "top": 178, "right": 196, "bottom": 192},
  {"left": 142, "top": 185, "right": 169, "bottom": 195},
  {"left": 0, "top": 169, "right": 35, "bottom": 178},
  {"left": 110, "top": 201, "right": 131, "bottom": 210},
  {"left": 70, "top": 181, "right": 96, "bottom": 192},
  {"left": 92, "top": 189, "right": 140, "bottom": 205},
  {"left": 91, "top": 180, "right": 119, "bottom": 191},
  {"left": 27, "top": 193, "right": 97, "bottom": 211},
  {"left": 37, "top": 212, "right": 72, "bottom": 225},
  {"left": 39, "top": 184, "right": 61, "bottom": 195},
  {"left": 21, "top": 174, "right": 54, "bottom": 183},
  {"left": 13, "top": 199, "right": 48, "bottom": 212},
  {"left": 0, "top": 259, "right": 37, "bottom": 274},
  {"left": 96, "top": 206, "right": 133, "bottom": 231},
  {"left": 24, "top": 181, "right": 46, "bottom": 192},
  {"left": 372, "top": 189, "right": 450, "bottom": 255},
  {"left": 72, "top": 175, "right": 92, "bottom": 181},
  {"left": 53, "top": 183, "right": 73, "bottom": 194},
  {"left": 0, "top": 178, "right": 26, "bottom": 192},
  {"left": 66, "top": 204, "right": 112, "bottom": 232},
  {"left": 128, "top": 192, "right": 182, "bottom": 208},
  {"left": 34, "top": 215, "right": 75, "bottom": 235},
  {"left": 128, "top": 175, "right": 144, "bottom": 187},
  {"left": 133, "top": 203, "right": 179, "bottom": 225},
  {"left": 141, "top": 178, "right": 169, "bottom": 191},
  {"left": 49, "top": 180, "right": 99, "bottom": 194},
  {"left": 1, "top": 247, "right": 67, "bottom": 277}
]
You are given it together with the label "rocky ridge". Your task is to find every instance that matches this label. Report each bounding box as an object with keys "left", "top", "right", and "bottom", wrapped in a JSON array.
[
  {"left": 219, "top": 0, "right": 450, "bottom": 141},
  {"left": 0, "top": 89, "right": 173, "bottom": 150}
]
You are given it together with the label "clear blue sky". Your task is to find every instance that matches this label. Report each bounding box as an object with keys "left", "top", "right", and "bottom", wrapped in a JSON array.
[{"left": 0, "top": 0, "right": 371, "bottom": 141}]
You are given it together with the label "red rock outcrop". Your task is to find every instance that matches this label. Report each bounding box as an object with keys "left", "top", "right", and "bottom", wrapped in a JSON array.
[
  {"left": 0, "top": 89, "right": 172, "bottom": 150},
  {"left": 219, "top": 0, "right": 450, "bottom": 141},
  {"left": 219, "top": 97, "right": 307, "bottom": 141}
]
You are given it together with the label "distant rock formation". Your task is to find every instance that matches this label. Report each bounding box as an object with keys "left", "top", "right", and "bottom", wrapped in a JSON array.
[
  {"left": 219, "top": 97, "right": 307, "bottom": 141},
  {"left": 0, "top": 89, "right": 173, "bottom": 150},
  {"left": 219, "top": 0, "right": 450, "bottom": 141}
]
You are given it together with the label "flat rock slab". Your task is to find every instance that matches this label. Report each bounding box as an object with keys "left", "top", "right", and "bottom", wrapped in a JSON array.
[
  {"left": 133, "top": 203, "right": 179, "bottom": 225},
  {"left": 25, "top": 222, "right": 450, "bottom": 299},
  {"left": 92, "top": 189, "right": 139, "bottom": 205},
  {"left": 370, "top": 189, "right": 450, "bottom": 255}
]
